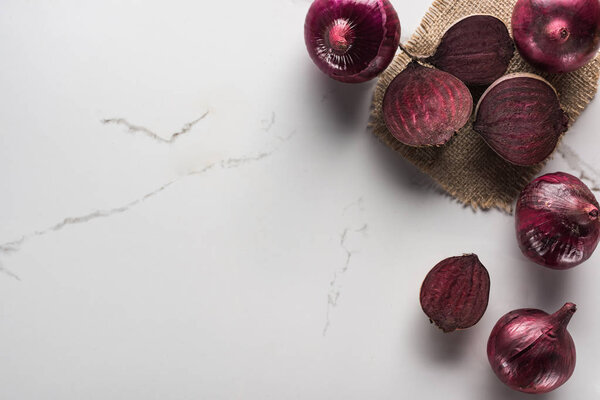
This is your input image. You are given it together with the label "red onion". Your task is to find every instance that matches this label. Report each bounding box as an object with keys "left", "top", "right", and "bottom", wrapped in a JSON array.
[
  {"left": 425, "top": 15, "right": 515, "bottom": 86},
  {"left": 304, "top": 0, "right": 400, "bottom": 83},
  {"left": 382, "top": 62, "right": 473, "bottom": 147},
  {"left": 487, "top": 303, "right": 577, "bottom": 394},
  {"left": 516, "top": 172, "right": 600, "bottom": 269},
  {"left": 420, "top": 254, "right": 490, "bottom": 332},
  {"left": 512, "top": 0, "right": 600, "bottom": 73},
  {"left": 473, "top": 73, "right": 569, "bottom": 165}
]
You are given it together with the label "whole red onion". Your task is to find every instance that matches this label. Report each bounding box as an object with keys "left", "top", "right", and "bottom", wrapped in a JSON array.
[
  {"left": 487, "top": 303, "right": 577, "bottom": 394},
  {"left": 516, "top": 172, "right": 600, "bottom": 269},
  {"left": 512, "top": 0, "right": 600, "bottom": 73},
  {"left": 304, "top": 0, "right": 400, "bottom": 83}
]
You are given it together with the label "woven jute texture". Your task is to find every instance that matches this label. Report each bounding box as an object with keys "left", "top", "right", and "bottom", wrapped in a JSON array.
[{"left": 370, "top": 0, "right": 600, "bottom": 212}]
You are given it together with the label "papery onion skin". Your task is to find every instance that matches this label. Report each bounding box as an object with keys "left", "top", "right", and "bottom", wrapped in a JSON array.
[
  {"left": 487, "top": 303, "right": 577, "bottom": 394},
  {"left": 512, "top": 0, "right": 600, "bottom": 73},
  {"left": 425, "top": 15, "right": 515, "bottom": 86},
  {"left": 304, "top": 0, "right": 400, "bottom": 83},
  {"left": 419, "top": 254, "right": 490, "bottom": 332},
  {"left": 382, "top": 62, "right": 473, "bottom": 147},
  {"left": 473, "top": 73, "right": 569, "bottom": 166},
  {"left": 516, "top": 172, "right": 600, "bottom": 269}
]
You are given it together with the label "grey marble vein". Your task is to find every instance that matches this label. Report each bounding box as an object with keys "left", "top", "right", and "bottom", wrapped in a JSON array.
[
  {"left": 323, "top": 221, "right": 368, "bottom": 336},
  {"left": 0, "top": 123, "right": 296, "bottom": 280},
  {"left": 101, "top": 111, "right": 209, "bottom": 144},
  {"left": 557, "top": 144, "right": 600, "bottom": 191}
]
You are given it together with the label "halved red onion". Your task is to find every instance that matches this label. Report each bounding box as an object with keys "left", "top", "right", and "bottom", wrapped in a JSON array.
[
  {"left": 512, "top": 0, "right": 600, "bottom": 73},
  {"left": 516, "top": 172, "right": 600, "bottom": 269},
  {"left": 304, "top": 0, "right": 401, "bottom": 83},
  {"left": 425, "top": 15, "right": 514, "bottom": 86},
  {"left": 382, "top": 62, "right": 473, "bottom": 147},
  {"left": 473, "top": 73, "right": 569, "bottom": 165}
]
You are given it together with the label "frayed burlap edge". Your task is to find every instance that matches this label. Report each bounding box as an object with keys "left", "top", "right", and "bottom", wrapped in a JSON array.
[{"left": 369, "top": 0, "right": 600, "bottom": 213}]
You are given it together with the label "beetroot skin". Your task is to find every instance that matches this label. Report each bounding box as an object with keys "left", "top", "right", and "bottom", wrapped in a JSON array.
[
  {"left": 420, "top": 254, "right": 490, "bottom": 332},
  {"left": 473, "top": 73, "right": 569, "bottom": 165},
  {"left": 426, "top": 15, "right": 515, "bottom": 86},
  {"left": 516, "top": 172, "right": 600, "bottom": 269},
  {"left": 512, "top": 0, "right": 600, "bottom": 73},
  {"left": 383, "top": 62, "right": 473, "bottom": 147}
]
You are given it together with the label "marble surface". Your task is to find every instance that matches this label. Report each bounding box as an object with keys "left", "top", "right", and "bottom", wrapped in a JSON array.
[{"left": 2, "top": 1, "right": 600, "bottom": 399}]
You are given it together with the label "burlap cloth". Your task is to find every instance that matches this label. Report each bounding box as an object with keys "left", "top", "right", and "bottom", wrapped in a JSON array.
[{"left": 370, "top": 0, "right": 600, "bottom": 212}]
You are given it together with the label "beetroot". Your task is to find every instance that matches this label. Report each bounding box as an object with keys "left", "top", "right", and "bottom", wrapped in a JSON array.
[
  {"left": 512, "top": 0, "right": 600, "bottom": 73},
  {"left": 420, "top": 254, "right": 490, "bottom": 332},
  {"left": 516, "top": 172, "right": 600, "bottom": 269},
  {"left": 425, "top": 15, "right": 515, "bottom": 86},
  {"left": 382, "top": 62, "right": 473, "bottom": 147},
  {"left": 473, "top": 73, "right": 569, "bottom": 165},
  {"left": 304, "top": 0, "right": 401, "bottom": 83}
]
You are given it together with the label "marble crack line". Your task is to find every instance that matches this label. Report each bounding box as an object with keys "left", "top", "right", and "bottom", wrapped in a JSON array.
[
  {"left": 0, "top": 129, "right": 297, "bottom": 280},
  {"left": 556, "top": 144, "right": 600, "bottom": 191},
  {"left": 101, "top": 110, "right": 209, "bottom": 144},
  {"left": 323, "top": 223, "right": 368, "bottom": 336}
]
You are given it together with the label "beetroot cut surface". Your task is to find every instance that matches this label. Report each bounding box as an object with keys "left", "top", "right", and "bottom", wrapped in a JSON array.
[
  {"left": 473, "top": 73, "right": 569, "bottom": 166},
  {"left": 419, "top": 254, "right": 490, "bottom": 332},
  {"left": 425, "top": 14, "right": 515, "bottom": 86},
  {"left": 382, "top": 62, "right": 473, "bottom": 147}
]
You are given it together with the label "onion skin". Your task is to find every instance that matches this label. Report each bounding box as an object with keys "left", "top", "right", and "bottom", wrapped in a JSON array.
[
  {"left": 512, "top": 0, "right": 600, "bottom": 73},
  {"left": 304, "top": 0, "right": 400, "bottom": 83},
  {"left": 487, "top": 303, "right": 577, "bottom": 394},
  {"left": 473, "top": 73, "right": 569, "bottom": 166},
  {"left": 516, "top": 172, "right": 600, "bottom": 269},
  {"left": 419, "top": 254, "right": 490, "bottom": 332},
  {"left": 382, "top": 62, "right": 473, "bottom": 147},
  {"left": 425, "top": 15, "right": 515, "bottom": 86}
]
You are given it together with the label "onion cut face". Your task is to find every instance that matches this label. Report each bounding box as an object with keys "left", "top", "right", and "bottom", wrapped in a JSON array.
[
  {"left": 425, "top": 15, "right": 515, "bottom": 86},
  {"left": 512, "top": 0, "right": 600, "bottom": 73},
  {"left": 516, "top": 172, "right": 600, "bottom": 269},
  {"left": 473, "top": 73, "right": 569, "bottom": 166},
  {"left": 304, "top": 0, "right": 401, "bottom": 83},
  {"left": 382, "top": 62, "right": 473, "bottom": 147}
]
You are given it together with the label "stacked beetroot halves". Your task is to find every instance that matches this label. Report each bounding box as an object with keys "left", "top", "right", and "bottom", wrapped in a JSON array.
[{"left": 305, "top": 0, "right": 600, "bottom": 395}]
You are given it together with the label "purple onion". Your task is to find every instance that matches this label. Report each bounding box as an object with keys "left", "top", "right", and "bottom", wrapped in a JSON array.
[
  {"left": 420, "top": 254, "right": 490, "bottom": 332},
  {"left": 304, "top": 0, "right": 400, "bottom": 83},
  {"left": 382, "top": 62, "right": 473, "bottom": 147},
  {"left": 473, "top": 73, "right": 569, "bottom": 166},
  {"left": 516, "top": 172, "right": 600, "bottom": 269},
  {"left": 512, "top": 0, "right": 600, "bottom": 73},
  {"left": 488, "top": 303, "right": 577, "bottom": 394}
]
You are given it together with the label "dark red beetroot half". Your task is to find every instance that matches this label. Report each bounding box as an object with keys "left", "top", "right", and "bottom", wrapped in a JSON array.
[
  {"left": 382, "top": 62, "right": 473, "bottom": 147},
  {"left": 420, "top": 254, "right": 490, "bottom": 332},
  {"left": 425, "top": 15, "right": 515, "bottom": 86},
  {"left": 473, "top": 73, "right": 569, "bottom": 166}
]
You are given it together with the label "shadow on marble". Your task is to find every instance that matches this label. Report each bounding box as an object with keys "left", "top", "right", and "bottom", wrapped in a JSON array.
[
  {"left": 413, "top": 309, "right": 477, "bottom": 363},
  {"left": 510, "top": 244, "right": 574, "bottom": 310},
  {"left": 485, "top": 369, "right": 560, "bottom": 400}
]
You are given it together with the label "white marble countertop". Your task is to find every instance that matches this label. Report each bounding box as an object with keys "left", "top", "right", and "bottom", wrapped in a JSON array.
[{"left": 2, "top": 1, "right": 600, "bottom": 399}]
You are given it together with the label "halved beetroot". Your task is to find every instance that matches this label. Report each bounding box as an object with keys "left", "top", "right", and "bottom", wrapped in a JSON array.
[
  {"left": 425, "top": 15, "right": 514, "bottom": 86},
  {"left": 473, "top": 73, "right": 569, "bottom": 166},
  {"left": 383, "top": 62, "right": 473, "bottom": 147}
]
